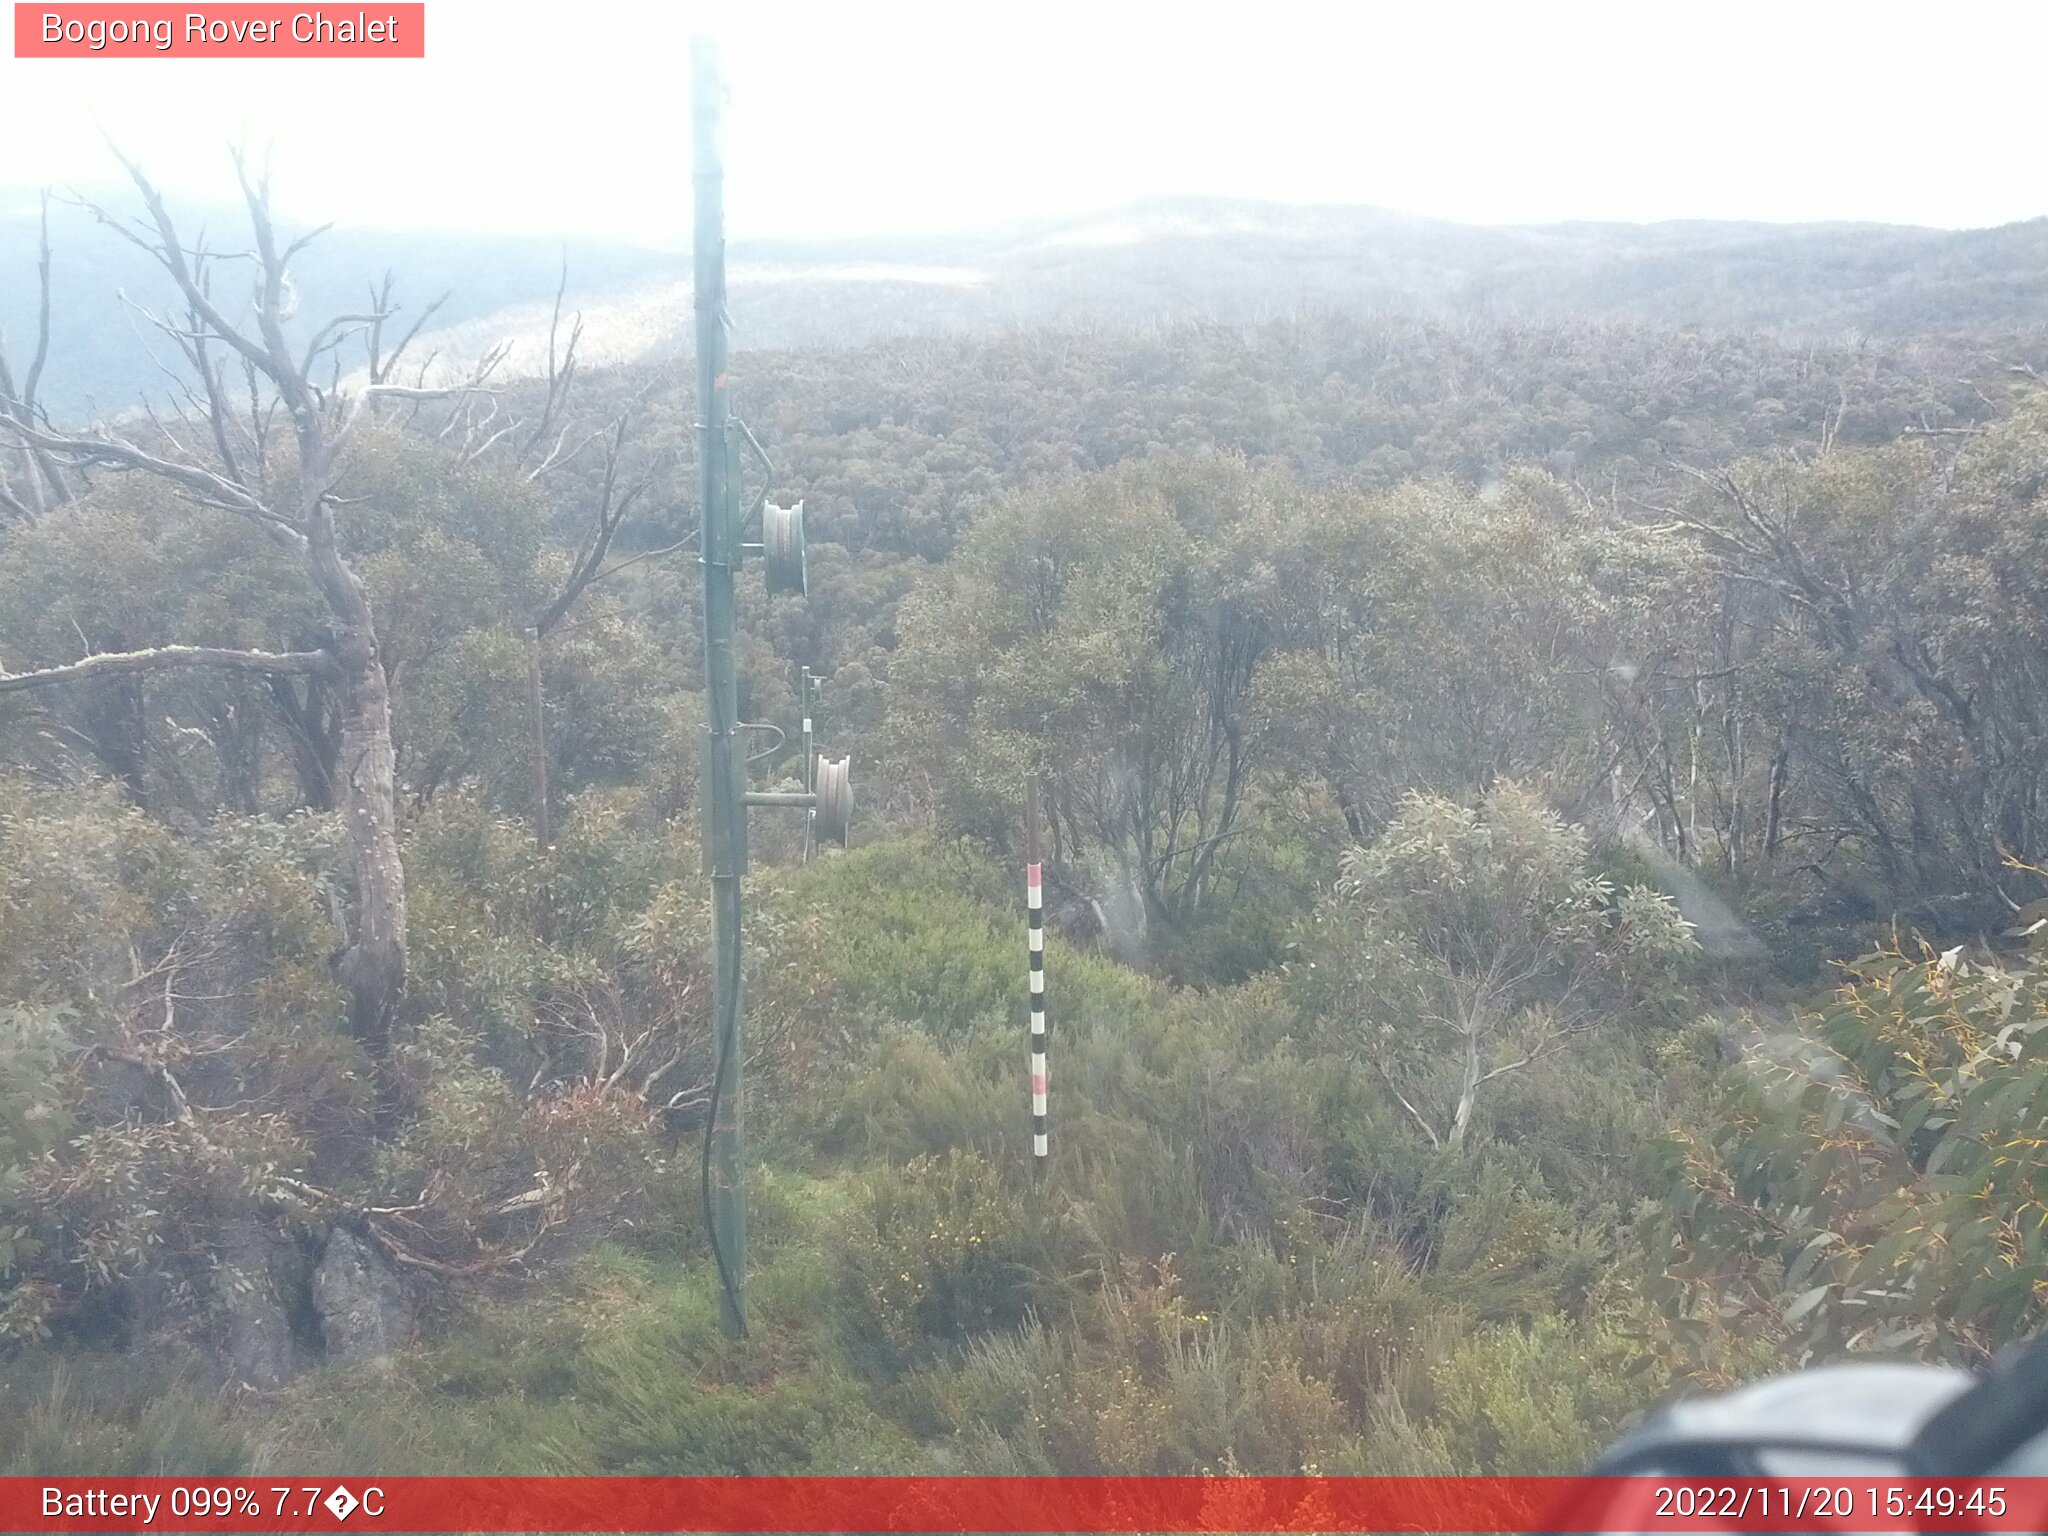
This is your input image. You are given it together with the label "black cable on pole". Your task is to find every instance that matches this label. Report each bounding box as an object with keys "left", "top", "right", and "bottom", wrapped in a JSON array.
[{"left": 699, "top": 904, "right": 747, "bottom": 1337}]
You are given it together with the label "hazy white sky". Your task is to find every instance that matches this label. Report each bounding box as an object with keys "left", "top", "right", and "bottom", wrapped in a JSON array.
[{"left": 2, "top": 0, "right": 2043, "bottom": 244}]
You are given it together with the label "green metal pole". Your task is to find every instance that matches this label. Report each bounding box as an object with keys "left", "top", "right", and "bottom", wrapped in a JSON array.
[{"left": 693, "top": 33, "right": 747, "bottom": 1338}]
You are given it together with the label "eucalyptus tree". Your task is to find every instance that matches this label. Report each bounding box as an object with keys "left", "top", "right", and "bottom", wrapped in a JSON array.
[
  {"left": 888, "top": 453, "right": 1276, "bottom": 938},
  {"left": 1646, "top": 405, "right": 2048, "bottom": 921},
  {"left": 0, "top": 154, "right": 490, "bottom": 1060},
  {"left": 1303, "top": 784, "right": 1696, "bottom": 1151}
]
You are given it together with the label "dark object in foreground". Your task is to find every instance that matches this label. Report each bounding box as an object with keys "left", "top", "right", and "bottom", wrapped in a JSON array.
[{"left": 1590, "top": 1334, "right": 2048, "bottom": 1477}]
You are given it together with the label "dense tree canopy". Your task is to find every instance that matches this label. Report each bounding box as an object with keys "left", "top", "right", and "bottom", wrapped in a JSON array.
[{"left": 2, "top": 174, "right": 2048, "bottom": 1477}]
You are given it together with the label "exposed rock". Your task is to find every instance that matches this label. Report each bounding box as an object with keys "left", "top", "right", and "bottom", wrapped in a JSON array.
[
  {"left": 216, "top": 1216, "right": 305, "bottom": 1390},
  {"left": 1046, "top": 890, "right": 1107, "bottom": 947},
  {"left": 312, "top": 1226, "right": 413, "bottom": 1367}
]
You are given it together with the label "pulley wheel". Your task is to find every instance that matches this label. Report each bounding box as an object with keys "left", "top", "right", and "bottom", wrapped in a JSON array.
[
  {"left": 763, "top": 500, "right": 808, "bottom": 597},
  {"left": 813, "top": 754, "right": 852, "bottom": 845}
]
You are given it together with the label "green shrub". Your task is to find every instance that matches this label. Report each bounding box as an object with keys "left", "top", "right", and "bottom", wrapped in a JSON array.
[
  {"left": 1418, "top": 1311, "right": 1668, "bottom": 1473},
  {"left": 754, "top": 837, "right": 1156, "bottom": 1042},
  {"left": 1655, "top": 932, "right": 2048, "bottom": 1363},
  {"left": 838, "top": 1150, "right": 1058, "bottom": 1363},
  {"left": 788, "top": 1026, "right": 1013, "bottom": 1164}
]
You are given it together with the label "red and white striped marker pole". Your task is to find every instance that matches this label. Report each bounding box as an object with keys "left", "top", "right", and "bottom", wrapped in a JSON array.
[{"left": 1026, "top": 777, "right": 1048, "bottom": 1171}]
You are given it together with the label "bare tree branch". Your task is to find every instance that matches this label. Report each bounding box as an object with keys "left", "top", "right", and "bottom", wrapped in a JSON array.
[
  {"left": 0, "top": 644, "right": 333, "bottom": 696},
  {"left": 534, "top": 407, "right": 660, "bottom": 636},
  {"left": 0, "top": 190, "right": 75, "bottom": 514},
  {"left": 0, "top": 414, "right": 303, "bottom": 537},
  {"left": 21, "top": 190, "right": 55, "bottom": 411},
  {"left": 89, "top": 143, "right": 281, "bottom": 391},
  {"left": 1370, "top": 1058, "right": 1442, "bottom": 1150},
  {"left": 516, "top": 257, "right": 580, "bottom": 466}
]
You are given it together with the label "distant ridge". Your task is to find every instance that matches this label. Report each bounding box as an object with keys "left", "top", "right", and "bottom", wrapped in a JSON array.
[{"left": 5, "top": 194, "right": 2045, "bottom": 419}]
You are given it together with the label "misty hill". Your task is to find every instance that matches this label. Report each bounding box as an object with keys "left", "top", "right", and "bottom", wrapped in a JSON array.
[
  {"left": 6, "top": 193, "right": 2047, "bottom": 418},
  {"left": 0, "top": 195, "right": 680, "bottom": 421}
]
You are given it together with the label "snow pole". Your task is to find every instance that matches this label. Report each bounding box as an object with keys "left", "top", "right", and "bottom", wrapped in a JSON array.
[{"left": 1026, "top": 777, "right": 1048, "bottom": 1173}]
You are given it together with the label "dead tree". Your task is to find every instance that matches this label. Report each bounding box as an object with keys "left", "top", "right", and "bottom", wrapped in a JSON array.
[
  {"left": 0, "top": 152, "right": 488, "bottom": 1062},
  {"left": 0, "top": 192, "right": 73, "bottom": 523},
  {"left": 501, "top": 276, "right": 684, "bottom": 927}
]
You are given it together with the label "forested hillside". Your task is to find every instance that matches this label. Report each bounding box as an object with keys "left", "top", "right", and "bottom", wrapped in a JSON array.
[
  {"left": 10, "top": 192, "right": 2048, "bottom": 419},
  {"left": 3, "top": 170, "right": 2048, "bottom": 1477}
]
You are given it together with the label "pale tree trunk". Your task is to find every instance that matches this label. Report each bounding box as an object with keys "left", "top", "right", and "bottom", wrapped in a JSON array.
[
  {"left": 525, "top": 624, "right": 554, "bottom": 943},
  {"left": 1448, "top": 1024, "right": 1482, "bottom": 1150},
  {"left": 334, "top": 654, "right": 405, "bottom": 1058},
  {"left": 309, "top": 516, "right": 406, "bottom": 1060}
]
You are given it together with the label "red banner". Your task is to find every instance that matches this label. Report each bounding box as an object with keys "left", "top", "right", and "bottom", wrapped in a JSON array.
[
  {"left": 13, "top": 4, "right": 424, "bottom": 57},
  {"left": 4, "top": 1476, "right": 2048, "bottom": 1532}
]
